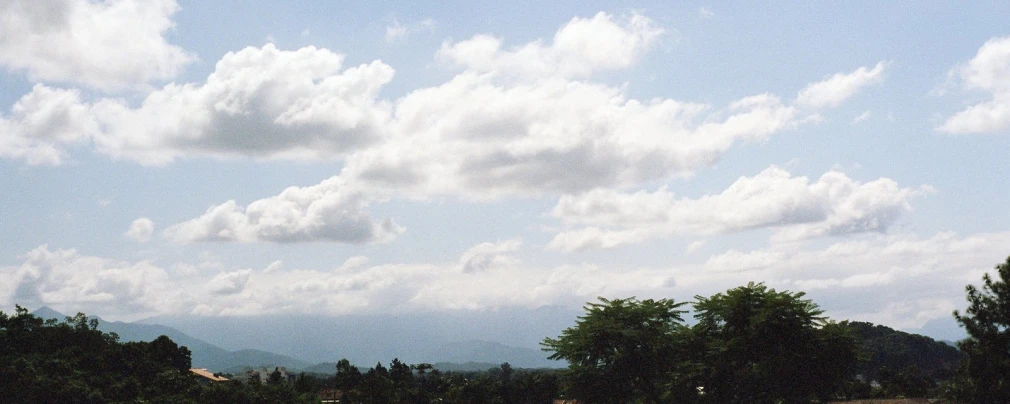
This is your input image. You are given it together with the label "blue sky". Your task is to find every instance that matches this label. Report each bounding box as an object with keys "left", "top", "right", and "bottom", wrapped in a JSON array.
[{"left": 1, "top": 1, "right": 1009, "bottom": 337}]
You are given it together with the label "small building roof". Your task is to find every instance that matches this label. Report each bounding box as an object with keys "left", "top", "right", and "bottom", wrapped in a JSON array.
[{"left": 189, "top": 368, "right": 229, "bottom": 382}]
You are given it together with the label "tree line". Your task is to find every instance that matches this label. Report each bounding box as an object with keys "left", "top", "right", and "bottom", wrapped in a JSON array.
[
  {"left": 2, "top": 255, "right": 1008, "bottom": 403},
  {"left": 538, "top": 256, "right": 1010, "bottom": 403}
]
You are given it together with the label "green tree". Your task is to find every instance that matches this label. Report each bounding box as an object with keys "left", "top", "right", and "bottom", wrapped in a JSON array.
[
  {"left": 149, "top": 335, "right": 192, "bottom": 373},
  {"left": 693, "top": 282, "right": 858, "bottom": 403},
  {"left": 542, "top": 297, "right": 693, "bottom": 403},
  {"left": 389, "top": 357, "right": 413, "bottom": 385},
  {"left": 267, "top": 368, "right": 284, "bottom": 385},
  {"left": 335, "top": 358, "right": 362, "bottom": 392},
  {"left": 0, "top": 307, "right": 202, "bottom": 403},
  {"left": 952, "top": 255, "right": 1010, "bottom": 402},
  {"left": 360, "top": 362, "right": 394, "bottom": 403},
  {"left": 413, "top": 362, "right": 435, "bottom": 399}
]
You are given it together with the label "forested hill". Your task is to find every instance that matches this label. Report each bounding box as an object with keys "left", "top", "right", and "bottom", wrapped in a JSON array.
[{"left": 844, "top": 320, "right": 964, "bottom": 380}]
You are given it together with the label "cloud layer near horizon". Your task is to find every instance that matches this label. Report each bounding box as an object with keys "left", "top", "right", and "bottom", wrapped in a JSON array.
[{"left": 2, "top": 232, "right": 1007, "bottom": 328}]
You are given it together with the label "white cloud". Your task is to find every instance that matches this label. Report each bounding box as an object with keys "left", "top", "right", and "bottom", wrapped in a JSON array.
[
  {"left": 437, "top": 12, "right": 662, "bottom": 79},
  {"left": 166, "top": 46, "right": 869, "bottom": 238},
  {"left": 207, "top": 269, "right": 251, "bottom": 295},
  {"left": 0, "top": 240, "right": 657, "bottom": 316},
  {"left": 385, "top": 18, "right": 435, "bottom": 43},
  {"left": 705, "top": 249, "right": 786, "bottom": 273},
  {"left": 547, "top": 227, "right": 654, "bottom": 252},
  {"left": 698, "top": 7, "right": 715, "bottom": 19},
  {"left": 5, "top": 13, "right": 863, "bottom": 186},
  {"left": 683, "top": 231, "right": 1010, "bottom": 329},
  {"left": 385, "top": 19, "right": 408, "bottom": 42},
  {"left": 163, "top": 176, "right": 403, "bottom": 244},
  {"left": 343, "top": 79, "right": 801, "bottom": 199},
  {"left": 847, "top": 299, "right": 957, "bottom": 330},
  {"left": 548, "top": 166, "right": 930, "bottom": 251},
  {"left": 0, "top": 0, "right": 194, "bottom": 91},
  {"left": 3, "top": 44, "right": 394, "bottom": 166},
  {"left": 264, "top": 260, "right": 284, "bottom": 273},
  {"left": 0, "top": 240, "right": 674, "bottom": 317},
  {"left": 90, "top": 44, "right": 394, "bottom": 165},
  {"left": 456, "top": 239, "right": 522, "bottom": 273},
  {"left": 337, "top": 256, "right": 370, "bottom": 272},
  {"left": 2, "top": 245, "right": 176, "bottom": 319},
  {"left": 686, "top": 240, "right": 707, "bottom": 253},
  {"left": 125, "top": 218, "right": 155, "bottom": 243},
  {"left": 852, "top": 110, "right": 872, "bottom": 125},
  {"left": 0, "top": 84, "right": 98, "bottom": 165},
  {"left": 796, "top": 62, "right": 888, "bottom": 108},
  {"left": 154, "top": 16, "right": 885, "bottom": 240},
  {"left": 2, "top": 12, "right": 885, "bottom": 251},
  {"left": 3, "top": 232, "right": 1007, "bottom": 330},
  {"left": 938, "top": 36, "right": 1010, "bottom": 134}
]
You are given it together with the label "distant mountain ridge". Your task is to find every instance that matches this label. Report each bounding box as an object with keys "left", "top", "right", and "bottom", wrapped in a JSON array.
[
  {"left": 138, "top": 307, "right": 577, "bottom": 369},
  {"left": 28, "top": 306, "right": 565, "bottom": 373},
  {"left": 30, "top": 306, "right": 308, "bottom": 372}
]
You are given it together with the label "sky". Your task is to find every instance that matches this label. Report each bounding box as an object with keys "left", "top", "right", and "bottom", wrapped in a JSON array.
[{"left": 1, "top": 1, "right": 1009, "bottom": 337}]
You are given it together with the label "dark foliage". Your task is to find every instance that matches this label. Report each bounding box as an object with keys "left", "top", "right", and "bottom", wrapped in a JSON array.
[
  {"left": 841, "top": 320, "right": 963, "bottom": 398},
  {"left": 692, "top": 282, "right": 859, "bottom": 403},
  {"left": 947, "top": 255, "right": 1010, "bottom": 403},
  {"left": 7, "top": 270, "right": 993, "bottom": 404},
  {"left": 330, "top": 357, "right": 561, "bottom": 403},
  {"left": 542, "top": 283, "right": 862, "bottom": 404},
  {"left": 844, "top": 320, "right": 963, "bottom": 381},
  {"left": 542, "top": 297, "right": 695, "bottom": 403},
  {"left": 0, "top": 306, "right": 196, "bottom": 403},
  {"left": 0, "top": 306, "right": 319, "bottom": 403}
]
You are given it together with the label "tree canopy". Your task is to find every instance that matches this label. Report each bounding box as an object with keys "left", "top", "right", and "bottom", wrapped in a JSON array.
[
  {"left": 951, "top": 255, "right": 1010, "bottom": 402},
  {"left": 542, "top": 297, "right": 693, "bottom": 403},
  {"left": 693, "top": 282, "right": 859, "bottom": 403},
  {"left": 0, "top": 306, "right": 195, "bottom": 402},
  {"left": 543, "top": 283, "right": 861, "bottom": 404},
  {"left": 3, "top": 274, "right": 984, "bottom": 403},
  {"left": 0, "top": 306, "right": 321, "bottom": 403}
]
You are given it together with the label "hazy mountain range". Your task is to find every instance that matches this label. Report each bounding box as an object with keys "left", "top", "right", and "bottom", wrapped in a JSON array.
[
  {"left": 31, "top": 305, "right": 966, "bottom": 374},
  {"left": 31, "top": 307, "right": 310, "bottom": 371},
  {"left": 137, "top": 306, "right": 578, "bottom": 369},
  {"left": 31, "top": 306, "right": 575, "bottom": 373}
]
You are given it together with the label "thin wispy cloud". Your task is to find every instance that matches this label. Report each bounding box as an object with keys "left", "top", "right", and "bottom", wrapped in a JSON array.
[{"left": 385, "top": 17, "right": 435, "bottom": 43}]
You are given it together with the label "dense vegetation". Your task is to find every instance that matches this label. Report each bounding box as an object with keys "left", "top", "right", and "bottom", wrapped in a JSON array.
[
  {"left": 0, "top": 307, "right": 198, "bottom": 403},
  {"left": 846, "top": 321, "right": 962, "bottom": 381},
  {"left": 947, "top": 255, "right": 1010, "bottom": 402},
  {"left": 542, "top": 283, "right": 861, "bottom": 403},
  {"left": 844, "top": 320, "right": 963, "bottom": 398},
  {"left": 2, "top": 255, "right": 1008, "bottom": 403},
  {"left": 0, "top": 305, "right": 557, "bottom": 403}
]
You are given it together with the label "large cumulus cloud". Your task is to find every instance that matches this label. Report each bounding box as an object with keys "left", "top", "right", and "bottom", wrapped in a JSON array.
[
  {"left": 938, "top": 36, "right": 1010, "bottom": 134},
  {"left": 0, "top": 0, "right": 193, "bottom": 91},
  {"left": 548, "top": 166, "right": 932, "bottom": 251}
]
